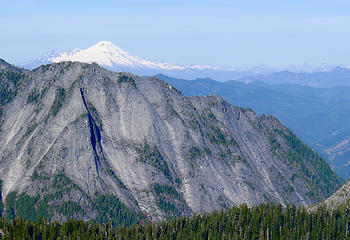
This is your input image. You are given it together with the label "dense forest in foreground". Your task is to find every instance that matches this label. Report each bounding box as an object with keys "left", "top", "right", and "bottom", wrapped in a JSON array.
[{"left": 0, "top": 203, "right": 349, "bottom": 239}]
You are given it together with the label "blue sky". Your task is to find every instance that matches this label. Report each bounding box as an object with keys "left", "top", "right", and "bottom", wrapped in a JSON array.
[{"left": 1, "top": 0, "right": 350, "bottom": 67}]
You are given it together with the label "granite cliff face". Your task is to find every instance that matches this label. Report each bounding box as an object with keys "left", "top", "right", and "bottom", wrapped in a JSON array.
[
  {"left": 0, "top": 60, "right": 343, "bottom": 223},
  {"left": 315, "top": 180, "right": 350, "bottom": 211}
]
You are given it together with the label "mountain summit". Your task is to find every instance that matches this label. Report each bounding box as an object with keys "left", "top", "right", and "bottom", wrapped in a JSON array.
[
  {"left": 52, "top": 41, "right": 180, "bottom": 70},
  {"left": 17, "top": 41, "right": 350, "bottom": 82},
  {"left": 18, "top": 41, "right": 276, "bottom": 80},
  {"left": 0, "top": 59, "right": 343, "bottom": 222},
  {"left": 20, "top": 41, "right": 221, "bottom": 72}
]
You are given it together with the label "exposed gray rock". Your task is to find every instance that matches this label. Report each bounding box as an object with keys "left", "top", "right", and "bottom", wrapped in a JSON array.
[
  {"left": 313, "top": 179, "right": 350, "bottom": 211},
  {"left": 0, "top": 60, "right": 343, "bottom": 222}
]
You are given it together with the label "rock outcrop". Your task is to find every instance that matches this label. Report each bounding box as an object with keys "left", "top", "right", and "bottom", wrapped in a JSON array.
[{"left": 0, "top": 60, "right": 343, "bottom": 223}]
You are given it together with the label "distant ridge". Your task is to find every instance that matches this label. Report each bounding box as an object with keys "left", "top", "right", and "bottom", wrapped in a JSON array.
[
  {"left": 17, "top": 41, "right": 350, "bottom": 83},
  {"left": 15, "top": 41, "right": 279, "bottom": 81},
  {"left": 239, "top": 67, "right": 350, "bottom": 88}
]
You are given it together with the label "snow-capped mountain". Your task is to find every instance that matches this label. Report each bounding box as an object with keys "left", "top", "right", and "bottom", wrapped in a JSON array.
[
  {"left": 19, "top": 49, "right": 81, "bottom": 70},
  {"left": 17, "top": 41, "right": 350, "bottom": 81},
  {"left": 20, "top": 41, "right": 223, "bottom": 71},
  {"left": 17, "top": 41, "right": 266, "bottom": 81},
  {"left": 53, "top": 41, "right": 186, "bottom": 70}
]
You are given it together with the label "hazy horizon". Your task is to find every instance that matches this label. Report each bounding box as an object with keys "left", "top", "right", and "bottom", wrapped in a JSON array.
[{"left": 1, "top": 0, "right": 350, "bottom": 68}]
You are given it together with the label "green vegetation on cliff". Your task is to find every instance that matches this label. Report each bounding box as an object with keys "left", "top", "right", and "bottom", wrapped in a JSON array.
[{"left": 2, "top": 175, "right": 141, "bottom": 227}]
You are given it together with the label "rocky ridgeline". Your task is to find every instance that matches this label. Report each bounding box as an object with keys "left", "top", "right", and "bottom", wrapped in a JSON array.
[{"left": 0, "top": 60, "right": 343, "bottom": 223}]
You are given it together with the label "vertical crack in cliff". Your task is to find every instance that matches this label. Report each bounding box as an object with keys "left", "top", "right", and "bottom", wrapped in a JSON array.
[{"left": 80, "top": 88, "right": 102, "bottom": 174}]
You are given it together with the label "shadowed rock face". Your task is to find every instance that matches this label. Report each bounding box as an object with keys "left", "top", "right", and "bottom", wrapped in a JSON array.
[{"left": 0, "top": 60, "right": 343, "bottom": 222}]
